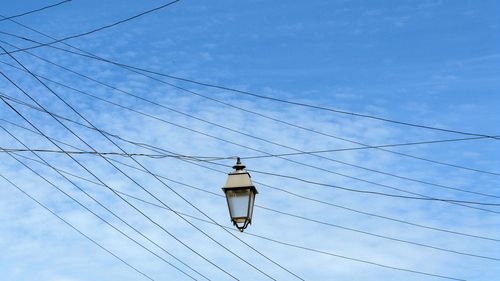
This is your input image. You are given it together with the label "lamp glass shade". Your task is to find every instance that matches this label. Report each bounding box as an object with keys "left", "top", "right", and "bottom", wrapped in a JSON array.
[
  {"left": 225, "top": 188, "right": 256, "bottom": 225},
  {"left": 222, "top": 158, "right": 258, "bottom": 231}
]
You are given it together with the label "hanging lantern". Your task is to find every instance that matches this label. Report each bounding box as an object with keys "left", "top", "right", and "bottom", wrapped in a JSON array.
[{"left": 222, "top": 157, "right": 258, "bottom": 232}]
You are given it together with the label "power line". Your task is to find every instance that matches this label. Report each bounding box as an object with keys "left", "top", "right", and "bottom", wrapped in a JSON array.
[
  {"left": 0, "top": 6, "right": 496, "bottom": 278},
  {"left": 0, "top": 53, "right": 496, "bottom": 215},
  {"left": 110, "top": 193, "right": 471, "bottom": 281},
  {"left": 11, "top": 147, "right": 500, "bottom": 263},
  {"left": 0, "top": 0, "right": 71, "bottom": 22},
  {"left": 244, "top": 166, "right": 500, "bottom": 206},
  {"left": 4, "top": 114, "right": 499, "bottom": 243},
  {"left": 1, "top": 134, "right": 497, "bottom": 165},
  {"left": 113, "top": 198, "right": 471, "bottom": 281},
  {"left": 0, "top": 173, "right": 155, "bottom": 281},
  {"left": 0, "top": 95, "right": 237, "bottom": 280},
  {"left": 0, "top": 70, "right": 240, "bottom": 279},
  {"left": 0, "top": 147, "right": 223, "bottom": 160},
  {"left": 1, "top": 90, "right": 498, "bottom": 213},
  {"left": 0, "top": 46, "right": 299, "bottom": 281},
  {"left": 0, "top": 0, "right": 182, "bottom": 54},
  {"left": 0, "top": 125, "right": 208, "bottom": 281},
  {"left": 0, "top": 45, "right": 498, "bottom": 202},
  {"left": 2, "top": 144, "right": 499, "bottom": 206},
  {"left": 0, "top": 88, "right": 480, "bottom": 278},
  {"left": 0, "top": 27, "right": 496, "bottom": 141},
  {"left": 0, "top": 32, "right": 497, "bottom": 178}
]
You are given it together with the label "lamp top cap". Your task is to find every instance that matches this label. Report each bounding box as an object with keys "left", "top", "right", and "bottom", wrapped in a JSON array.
[{"left": 233, "top": 157, "right": 246, "bottom": 171}]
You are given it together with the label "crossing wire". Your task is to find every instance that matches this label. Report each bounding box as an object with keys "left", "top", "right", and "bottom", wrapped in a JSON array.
[
  {"left": 0, "top": 45, "right": 301, "bottom": 281},
  {"left": 0, "top": 173, "right": 155, "bottom": 281},
  {"left": 0, "top": 32, "right": 500, "bottom": 179},
  {"left": 1, "top": 91, "right": 499, "bottom": 208},
  {"left": 0, "top": 169, "right": 467, "bottom": 281},
  {"left": 0, "top": 44, "right": 498, "bottom": 200},
  {"left": 0, "top": 75, "right": 240, "bottom": 279},
  {"left": 0, "top": 0, "right": 182, "bottom": 54},
  {"left": 0, "top": 52, "right": 497, "bottom": 212},
  {"left": 0, "top": 0, "right": 71, "bottom": 22},
  {"left": 0, "top": 23, "right": 497, "bottom": 141},
  {"left": 3, "top": 113, "right": 500, "bottom": 243},
  {"left": 8, "top": 146, "right": 500, "bottom": 263},
  {"left": 0, "top": 125, "right": 209, "bottom": 281},
  {"left": 0, "top": 32, "right": 498, "bottom": 177}
]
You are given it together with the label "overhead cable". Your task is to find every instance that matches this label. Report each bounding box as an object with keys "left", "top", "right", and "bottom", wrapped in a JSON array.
[
  {"left": 0, "top": 31, "right": 497, "bottom": 177},
  {"left": 2, "top": 144, "right": 499, "bottom": 206},
  {"left": 0, "top": 0, "right": 71, "bottom": 22},
  {"left": 0, "top": 173, "right": 155, "bottom": 281},
  {"left": 1, "top": 91, "right": 498, "bottom": 212},
  {"left": 0, "top": 73, "right": 240, "bottom": 279},
  {"left": 0, "top": 45, "right": 498, "bottom": 200},
  {"left": 10, "top": 147, "right": 500, "bottom": 263},
  {"left": 0, "top": 0, "right": 182, "bottom": 54},
  {"left": 3, "top": 115, "right": 499, "bottom": 243},
  {"left": 0, "top": 46, "right": 299, "bottom": 281},
  {"left": 0, "top": 126, "right": 208, "bottom": 281},
  {"left": 0, "top": 56, "right": 496, "bottom": 213},
  {"left": 0, "top": 28, "right": 497, "bottom": 140}
]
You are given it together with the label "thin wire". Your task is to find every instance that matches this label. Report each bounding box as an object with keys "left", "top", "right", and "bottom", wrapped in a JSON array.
[
  {"left": 142, "top": 204, "right": 468, "bottom": 281},
  {"left": 0, "top": 0, "right": 182, "bottom": 54},
  {"left": 2, "top": 144, "right": 499, "bottom": 206},
  {"left": 11, "top": 147, "right": 500, "bottom": 263},
  {"left": 0, "top": 163, "right": 467, "bottom": 281},
  {"left": 0, "top": 47, "right": 497, "bottom": 201},
  {"left": 4, "top": 115, "right": 500, "bottom": 243},
  {"left": 0, "top": 96, "right": 238, "bottom": 280},
  {"left": 0, "top": 46, "right": 294, "bottom": 281},
  {"left": 0, "top": 51, "right": 298, "bottom": 281},
  {"left": 214, "top": 161, "right": 500, "bottom": 207},
  {"left": 0, "top": 126, "right": 208, "bottom": 281},
  {"left": 0, "top": 32, "right": 497, "bottom": 178},
  {"left": 0, "top": 55, "right": 496, "bottom": 214},
  {"left": 0, "top": 76, "right": 239, "bottom": 279},
  {"left": 0, "top": 0, "right": 71, "bottom": 22},
  {"left": 0, "top": 173, "right": 155, "bottom": 281},
  {"left": 0, "top": 147, "right": 222, "bottom": 160},
  {"left": 1, "top": 91, "right": 498, "bottom": 210},
  {"left": 0, "top": 26, "right": 496, "bottom": 141},
  {"left": 118, "top": 196, "right": 469, "bottom": 281}
]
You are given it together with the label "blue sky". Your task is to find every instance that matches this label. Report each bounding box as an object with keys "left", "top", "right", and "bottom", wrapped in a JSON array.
[{"left": 0, "top": 1, "right": 499, "bottom": 280}]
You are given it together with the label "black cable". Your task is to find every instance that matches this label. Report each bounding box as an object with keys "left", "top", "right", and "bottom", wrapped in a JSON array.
[
  {"left": 3, "top": 90, "right": 499, "bottom": 210},
  {"left": 3, "top": 144, "right": 500, "bottom": 206},
  {"left": 11, "top": 147, "right": 500, "bottom": 263},
  {"left": 0, "top": 31, "right": 497, "bottom": 178},
  {"left": 4, "top": 114, "right": 499, "bottom": 243},
  {"left": 0, "top": 46, "right": 296, "bottom": 281},
  {"left": 0, "top": 96, "right": 238, "bottom": 280},
  {"left": 123, "top": 197, "right": 469, "bottom": 281},
  {"left": 0, "top": 46, "right": 497, "bottom": 201},
  {"left": 0, "top": 173, "right": 155, "bottom": 281},
  {"left": 0, "top": 0, "right": 182, "bottom": 54},
  {"left": 0, "top": 147, "right": 223, "bottom": 160},
  {"left": 0, "top": 53, "right": 496, "bottom": 214},
  {"left": 0, "top": 0, "right": 71, "bottom": 22},
  {"left": 0, "top": 79, "right": 239, "bottom": 279},
  {"left": 1, "top": 90, "right": 499, "bottom": 212},
  {"left": 138, "top": 203, "right": 469, "bottom": 281},
  {"left": 1, "top": 137, "right": 500, "bottom": 165},
  {"left": 2, "top": 159, "right": 468, "bottom": 281},
  {"left": 0, "top": 24, "right": 496, "bottom": 141},
  {"left": 0, "top": 47, "right": 302, "bottom": 280},
  {"left": 0, "top": 125, "right": 208, "bottom": 281}
]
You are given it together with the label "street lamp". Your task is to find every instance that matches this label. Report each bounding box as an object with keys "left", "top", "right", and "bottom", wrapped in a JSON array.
[{"left": 222, "top": 157, "right": 258, "bottom": 232}]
